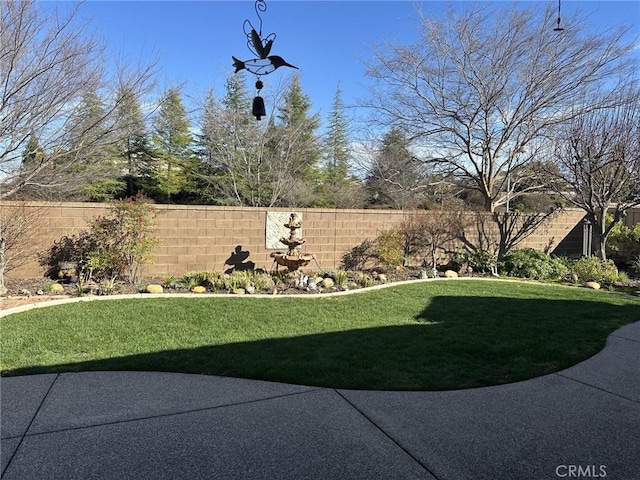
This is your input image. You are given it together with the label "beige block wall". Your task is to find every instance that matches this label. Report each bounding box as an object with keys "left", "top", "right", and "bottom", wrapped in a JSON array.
[
  {"left": 1, "top": 201, "right": 588, "bottom": 279},
  {"left": 623, "top": 208, "right": 640, "bottom": 229}
]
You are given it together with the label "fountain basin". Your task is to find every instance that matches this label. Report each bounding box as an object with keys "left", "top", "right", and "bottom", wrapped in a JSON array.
[{"left": 270, "top": 252, "right": 313, "bottom": 271}]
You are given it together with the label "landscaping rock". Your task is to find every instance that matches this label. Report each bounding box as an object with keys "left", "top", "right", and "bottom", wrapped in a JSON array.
[
  {"left": 321, "top": 278, "right": 335, "bottom": 289},
  {"left": 232, "top": 288, "right": 246, "bottom": 295},
  {"left": 50, "top": 283, "right": 65, "bottom": 293},
  {"left": 191, "top": 286, "right": 206, "bottom": 293},
  {"left": 19, "top": 289, "right": 31, "bottom": 296},
  {"left": 585, "top": 281, "right": 601, "bottom": 290},
  {"left": 36, "top": 289, "right": 44, "bottom": 295},
  {"left": 245, "top": 285, "right": 256, "bottom": 294},
  {"left": 378, "top": 274, "right": 388, "bottom": 283},
  {"left": 444, "top": 270, "right": 458, "bottom": 278},
  {"left": 145, "top": 284, "right": 163, "bottom": 294}
]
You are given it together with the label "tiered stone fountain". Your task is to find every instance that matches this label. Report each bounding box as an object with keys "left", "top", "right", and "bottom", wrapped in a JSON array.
[{"left": 270, "top": 213, "right": 314, "bottom": 272}]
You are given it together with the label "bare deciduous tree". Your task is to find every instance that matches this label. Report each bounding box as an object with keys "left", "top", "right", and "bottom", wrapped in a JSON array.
[
  {"left": 0, "top": 0, "right": 156, "bottom": 199},
  {"left": 1, "top": 0, "right": 155, "bottom": 291},
  {"left": 364, "top": 3, "right": 636, "bottom": 213},
  {"left": 542, "top": 88, "right": 640, "bottom": 259},
  {"left": 401, "top": 205, "right": 470, "bottom": 270},
  {"left": 0, "top": 202, "right": 47, "bottom": 294}
]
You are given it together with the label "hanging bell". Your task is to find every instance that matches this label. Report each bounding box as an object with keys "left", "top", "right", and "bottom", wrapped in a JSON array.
[{"left": 252, "top": 95, "right": 266, "bottom": 120}]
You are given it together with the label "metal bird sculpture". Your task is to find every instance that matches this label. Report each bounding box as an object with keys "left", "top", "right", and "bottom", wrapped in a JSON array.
[
  {"left": 232, "top": 55, "right": 298, "bottom": 76},
  {"left": 250, "top": 28, "right": 274, "bottom": 59},
  {"left": 233, "top": 0, "right": 297, "bottom": 120}
]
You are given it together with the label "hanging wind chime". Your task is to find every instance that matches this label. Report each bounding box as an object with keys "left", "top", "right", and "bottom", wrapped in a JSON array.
[
  {"left": 232, "top": 0, "right": 298, "bottom": 120},
  {"left": 553, "top": 0, "right": 564, "bottom": 32}
]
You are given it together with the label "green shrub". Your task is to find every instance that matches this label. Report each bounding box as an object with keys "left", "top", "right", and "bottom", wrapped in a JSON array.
[
  {"left": 606, "top": 218, "right": 640, "bottom": 262},
  {"left": 375, "top": 229, "right": 405, "bottom": 267},
  {"left": 249, "top": 272, "right": 272, "bottom": 291},
  {"left": 468, "top": 249, "right": 496, "bottom": 273},
  {"left": 180, "top": 276, "right": 200, "bottom": 290},
  {"left": 334, "top": 269, "right": 349, "bottom": 286},
  {"left": 162, "top": 275, "right": 179, "bottom": 288},
  {"left": 355, "top": 273, "right": 375, "bottom": 288},
  {"left": 572, "top": 256, "right": 620, "bottom": 285},
  {"left": 85, "top": 194, "right": 159, "bottom": 284},
  {"left": 183, "top": 271, "right": 215, "bottom": 287},
  {"left": 499, "top": 248, "right": 568, "bottom": 281}
]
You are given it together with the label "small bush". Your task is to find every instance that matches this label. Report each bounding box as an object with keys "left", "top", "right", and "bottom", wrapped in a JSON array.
[
  {"left": 180, "top": 276, "right": 200, "bottom": 290},
  {"left": 499, "top": 248, "right": 568, "bottom": 281},
  {"left": 572, "top": 256, "right": 620, "bottom": 285},
  {"left": 355, "top": 273, "right": 375, "bottom": 288},
  {"left": 607, "top": 220, "right": 640, "bottom": 262},
  {"left": 334, "top": 269, "right": 349, "bottom": 286},
  {"left": 448, "top": 248, "right": 496, "bottom": 274},
  {"left": 183, "top": 271, "right": 215, "bottom": 287},
  {"left": 375, "top": 229, "right": 405, "bottom": 267},
  {"left": 250, "top": 272, "right": 272, "bottom": 291},
  {"left": 468, "top": 249, "right": 496, "bottom": 273},
  {"left": 162, "top": 275, "right": 179, "bottom": 288}
]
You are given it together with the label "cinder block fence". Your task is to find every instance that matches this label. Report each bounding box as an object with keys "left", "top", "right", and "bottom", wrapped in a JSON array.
[{"left": 1, "top": 202, "right": 590, "bottom": 279}]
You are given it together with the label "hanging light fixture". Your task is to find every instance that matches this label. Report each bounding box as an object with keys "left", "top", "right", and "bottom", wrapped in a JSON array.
[
  {"left": 232, "top": 0, "right": 298, "bottom": 120},
  {"left": 553, "top": 0, "right": 564, "bottom": 32}
]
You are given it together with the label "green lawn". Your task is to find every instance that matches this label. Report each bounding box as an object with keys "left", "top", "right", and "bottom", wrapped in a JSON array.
[{"left": 2, "top": 280, "right": 639, "bottom": 390}]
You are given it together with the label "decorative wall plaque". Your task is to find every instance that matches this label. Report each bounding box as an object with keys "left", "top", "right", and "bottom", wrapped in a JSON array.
[{"left": 266, "top": 212, "right": 302, "bottom": 249}]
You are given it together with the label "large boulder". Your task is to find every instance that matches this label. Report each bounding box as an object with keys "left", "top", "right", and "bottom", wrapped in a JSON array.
[
  {"left": 321, "top": 277, "right": 335, "bottom": 289},
  {"left": 585, "top": 281, "right": 601, "bottom": 290},
  {"left": 145, "top": 284, "right": 164, "bottom": 294},
  {"left": 444, "top": 270, "right": 458, "bottom": 278},
  {"left": 191, "top": 286, "right": 206, "bottom": 293}
]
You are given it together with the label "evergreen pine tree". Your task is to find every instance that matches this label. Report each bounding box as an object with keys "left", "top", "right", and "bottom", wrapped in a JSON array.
[
  {"left": 115, "top": 85, "right": 153, "bottom": 197},
  {"left": 365, "top": 128, "right": 431, "bottom": 209},
  {"left": 65, "top": 88, "right": 124, "bottom": 200},
  {"left": 150, "top": 87, "right": 194, "bottom": 203},
  {"left": 318, "top": 84, "right": 361, "bottom": 207}
]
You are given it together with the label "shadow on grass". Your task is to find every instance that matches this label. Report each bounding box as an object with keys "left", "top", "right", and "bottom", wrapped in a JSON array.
[{"left": 6, "top": 295, "right": 640, "bottom": 391}]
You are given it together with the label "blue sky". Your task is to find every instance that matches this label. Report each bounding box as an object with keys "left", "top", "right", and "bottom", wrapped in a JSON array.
[{"left": 50, "top": 1, "right": 639, "bottom": 128}]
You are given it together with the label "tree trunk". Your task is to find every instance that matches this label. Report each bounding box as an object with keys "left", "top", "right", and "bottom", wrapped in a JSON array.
[
  {"left": 0, "top": 233, "right": 7, "bottom": 295},
  {"left": 587, "top": 209, "right": 609, "bottom": 260}
]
